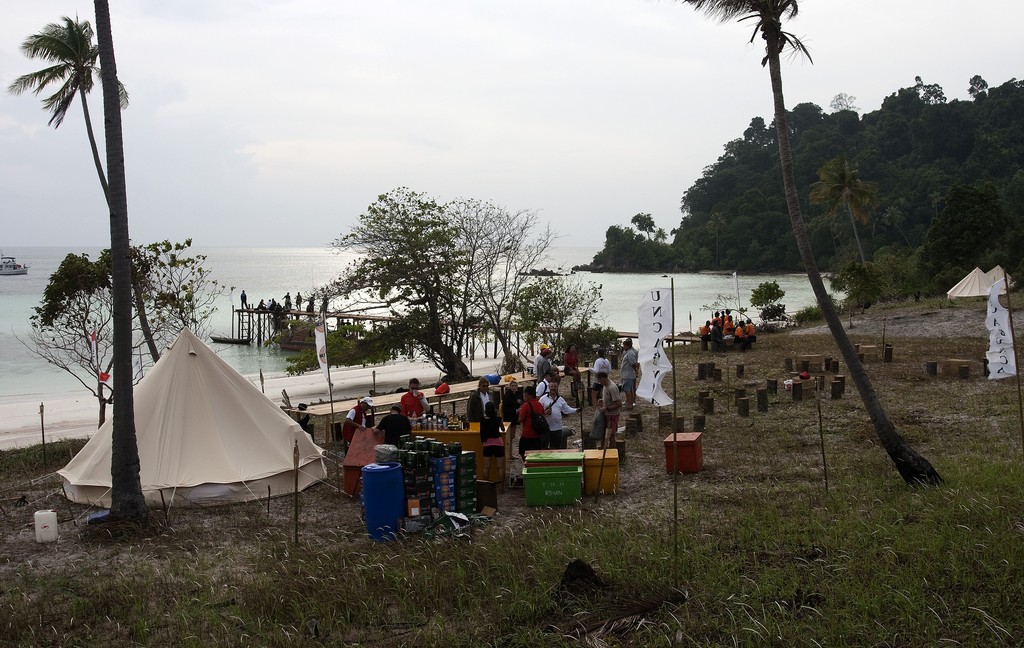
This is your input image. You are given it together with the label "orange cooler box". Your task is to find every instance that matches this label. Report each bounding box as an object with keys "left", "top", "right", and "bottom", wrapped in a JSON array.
[
  {"left": 583, "top": 449, "right": 619, "bottom": 495},
  {"left": 663, "top": 432, "right": 703, "bottom": 473}
]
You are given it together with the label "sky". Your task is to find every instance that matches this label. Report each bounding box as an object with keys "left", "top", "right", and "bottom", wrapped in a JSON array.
[{"left": 1, "top": 1, "right": 1021, "bottom": 248}]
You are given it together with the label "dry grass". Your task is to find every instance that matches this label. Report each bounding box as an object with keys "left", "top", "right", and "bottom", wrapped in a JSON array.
[{"left": 2, "top": 298, "right": 1023, "bottom": 646}]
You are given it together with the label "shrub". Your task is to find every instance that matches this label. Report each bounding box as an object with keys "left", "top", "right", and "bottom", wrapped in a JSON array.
[{"left": 793, "top": 304, "right": 823, "bottom": 324}]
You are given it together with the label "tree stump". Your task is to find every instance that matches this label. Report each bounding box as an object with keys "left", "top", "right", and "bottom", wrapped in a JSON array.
[
  {"left": 698, "top": 390, "right": 710, "bottom": 409},
  {"left": 697, "top": 363, "right": 708, "bottom": 380},
  {"left": 799, "top": 360, "right": 810, "bottom": 372},
  {"left": 883, "top": 344, "right": 894, "bottom": 363},
  {"left": 712, "top": 368, "right": 722, "bottom": 382},
  {"left": 703, "top": 397, "right": 715, "bottom": 414},
  {"left": 756, "top": 388, "right": 768, "bottom": 412},
  {"left": 673, "top": 416, "right": 687, "bottom": 434},
  {"left": 767, "top": 378, "right": 778, "bottom": 395},
  {"left": 737, "top": 397, "right": 750, "bottom": 417},
  {"left": 615, "top": 439, "right": 627, "bottom": 462},
  {"left": 629, "top": 411, "right": 643, "bottom": 434},
  {"left": 693, "top": 414, "right": 706, "bottom": 431},
  {"left": 792, "top": 380, "right": 803, "bottom": 402},
  {"left": 784, "top": 358, "right": 794, "bottom": 372},
  {"left": 736, "top": 364, "right": 745, "bottom": 378},
  {"left": 734, "top": 387, "right": 747, "bottom": 406},
  {"left": 625, "top": 416, "right": 641, "bottom": 437},
  {"left": 834, "top": 375, "right": 845, "bottom": 394},
  {"left": 659, "top": 410, "right": 673, "bottom": 430},
  {"left": 831, "top": 359, "right": 840, "bottom": 373},
  {"left": 958, "top": 364, "right": 970, "bottom": 379},
  {"left": 831, "top": 379, "right": 843, "bottom": 400},
  {"left": 824, "top": 356, "right": 832, "bottom": 371}
]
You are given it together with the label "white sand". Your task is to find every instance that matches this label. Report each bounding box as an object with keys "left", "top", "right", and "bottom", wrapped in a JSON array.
[{"left": 0, "top": 355, "right": 508, "bottom": 451}]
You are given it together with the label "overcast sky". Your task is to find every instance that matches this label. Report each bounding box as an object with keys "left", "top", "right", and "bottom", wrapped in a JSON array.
[{"left": 1, "top": 1, "right": 1021, "bottom": 248}]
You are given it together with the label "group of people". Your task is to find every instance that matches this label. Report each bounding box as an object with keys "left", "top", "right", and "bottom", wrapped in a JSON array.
[
  {"left": 329, "top": 339, "right": 642, "bottom": 488},
  {"left": 239, "top": 290, "right": 324, "bottom": 314},
  {"left": 699, "top": 310, "right": 757, "bottom": 352}
]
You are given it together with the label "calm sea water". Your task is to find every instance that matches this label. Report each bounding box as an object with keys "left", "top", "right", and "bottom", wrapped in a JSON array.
[{"left": 0, "top": 245, "right": 820, "bottom": 399}]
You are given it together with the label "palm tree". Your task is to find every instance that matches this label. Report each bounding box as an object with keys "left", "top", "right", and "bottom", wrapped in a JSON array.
[
  {"left": 809, "top": 155, "right": 879, "bottom": 264},
  {"left": 93, "top": 0, "right": 148, "bottom": 521},
  {"left": 684, "top": 0, "right": 940, "bottom": 484},
  {"left": 9, "top": 16, "right": 161, "bottom": 364}
]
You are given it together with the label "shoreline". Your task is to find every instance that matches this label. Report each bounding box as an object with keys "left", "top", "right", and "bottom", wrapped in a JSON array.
[{"left": 0, "top": 355, "right": 508, "bottom": 451}]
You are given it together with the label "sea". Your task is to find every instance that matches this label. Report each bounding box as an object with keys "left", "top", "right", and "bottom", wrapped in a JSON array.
[{"left": 0, "top": 245, "right": 821, "bottom": 400}]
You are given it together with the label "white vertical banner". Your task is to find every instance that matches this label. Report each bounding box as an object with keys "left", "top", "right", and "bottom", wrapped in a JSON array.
[
  {"left": 733, "top": 271, "right": 741, "bottom": 311},
  {"left": 986, "top": 278, "right": 1016, "bottom": 380},
  {"left": 314, "top": 314, "right": 332, "bottom": 387},
  {"left": 636, "top": 287, "right": 674, "bottom": 405}
]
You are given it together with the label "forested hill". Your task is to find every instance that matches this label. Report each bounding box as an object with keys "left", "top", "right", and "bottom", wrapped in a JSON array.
[{"left": 588, "top": 76, "right": 1024, "bottom": 284}]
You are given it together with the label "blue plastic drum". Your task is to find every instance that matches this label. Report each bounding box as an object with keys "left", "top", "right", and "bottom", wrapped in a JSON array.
[{"left": 360, "top": 462, "right": 405, "bottom": 541}]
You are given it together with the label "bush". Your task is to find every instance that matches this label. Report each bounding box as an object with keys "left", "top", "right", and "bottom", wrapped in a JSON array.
[{"left": 793, "top": 304, "right": 823, "bottom": 325}]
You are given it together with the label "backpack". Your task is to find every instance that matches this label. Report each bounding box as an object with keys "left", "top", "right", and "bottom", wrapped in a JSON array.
[{"left": 531, "top": 402, "right": 552, "bottom": 437}]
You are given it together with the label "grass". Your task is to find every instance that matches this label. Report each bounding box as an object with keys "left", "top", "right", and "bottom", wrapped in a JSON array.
[{"left": 2, "top": 300, "right": 1024, "bottom": 646}]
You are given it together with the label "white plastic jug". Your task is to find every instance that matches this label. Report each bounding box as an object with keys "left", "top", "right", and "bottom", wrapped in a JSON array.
[{"left": 34, "top": 510, "right": 58, "bottom": 543}]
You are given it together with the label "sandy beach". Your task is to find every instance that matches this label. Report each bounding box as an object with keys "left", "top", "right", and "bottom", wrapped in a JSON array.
[{"left": 0, "top": 355, "right": 507, "bottom": 451}]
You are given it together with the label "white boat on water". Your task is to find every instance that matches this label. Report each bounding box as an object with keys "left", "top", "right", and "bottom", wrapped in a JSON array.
[{"left": 0, "top": 255, "right": 29, "bottom": 276}]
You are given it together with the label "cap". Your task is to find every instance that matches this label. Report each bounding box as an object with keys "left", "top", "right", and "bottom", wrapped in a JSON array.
[
  {"left": 361, "top": 396, "right": 374, "bottom": 406},
  {"left": 798, "top": 371, "right": 810, "bottom": 380},
  {"left": 539, "top": 343, "right": 550, "bottom": 350}
]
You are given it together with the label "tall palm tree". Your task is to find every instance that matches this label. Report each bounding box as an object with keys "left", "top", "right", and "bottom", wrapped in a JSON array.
[
  {"left": 809, "top": 155, "right": 879, "bottom": 264},
  {"left": 9, "top": 16, "right": 161, "bottom": 364},
  {"left": 684, "top": 0, "right": 940, "bottom": 484},
  {"left": 7, "top": 16, "right": 126, "bottom": 199},
  {"left": 93, "top": 0, "right": 148, "bottom": 521}
]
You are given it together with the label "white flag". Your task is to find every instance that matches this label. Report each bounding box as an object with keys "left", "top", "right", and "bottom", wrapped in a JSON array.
[
  {"left": 985, "top": 278, "right": 1016, "bottom": 380},
  {"left": 314, "top": 314, "right": 332, "bottom": 387},
  {"left": 636, "top": 287, "right": 674, "bottom": 405}
]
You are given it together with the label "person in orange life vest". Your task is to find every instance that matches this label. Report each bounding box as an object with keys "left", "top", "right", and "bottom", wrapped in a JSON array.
[
  {"left": 711, "top": 311, "right": 722, "bottom": 328},
  {"left": 517, "top": 385, "right": 545, "bottom": 460},
  {"left": 699, "top": 321, "right": 712, "bottom": 347},
  {"left": 723, "top": 313, "right": 735, "bottom": 336},
  {"left": 745, "top": 320, "right": 756, "bottom": 345},
  {"left": 400, "top": 378, "right": 428, "bottom": 418},
  {"left": 342, "top": 396, "right": 373, "bottom": 444},
  {"left": 734, "top": 321, "right": 747, "bottom": 351}
]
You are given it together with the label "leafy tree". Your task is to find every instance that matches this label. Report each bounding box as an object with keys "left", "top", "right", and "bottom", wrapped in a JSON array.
[
  {"left": 830, "top": 92, "right": 858, "bottom": 113},
  {"left": 514, "top": 276, "right": 606, "bottom": 355},
  {"left": 631, "top": 213, "right": 657, "bottom": 239},
  {"left": 94, "top": 0, "right": 148, "bottom": 520},
  {"left": 968, "top": 75, "right": 989, "bottom": 101},
  {"left": 913, "top": 75, "right": 947, "bottom": 105},
  {"left": 282, "top": 321, "right": 395, "bottom": 375},
  {"left": 829, "top": 261, "right": 883, "bottom": 314},
  {"left": 749, "top": 280, "right": 786, "bottom": 321},
  {"left": 809, "top": 155, "right": 880, "bottom": 264},
  {"left": 133, "top": 239, "right": 229, "bottom": 344},
  {"left": 328, "top": 188, "right": 475, "bottom": 380},
  {"left": 685, "top": 0, "right": 941, "bottom": 484},
  {"left": 919, "top": 182, "right": 1005, "bottom": 283}
]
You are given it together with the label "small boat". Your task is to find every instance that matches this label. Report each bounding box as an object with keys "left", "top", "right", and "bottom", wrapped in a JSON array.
[
  {"left": 0, "top": 255, "right": 29, "bottom": 276},
  {"left": 210, "top": 335, "right": 251, "bottom": 345}
]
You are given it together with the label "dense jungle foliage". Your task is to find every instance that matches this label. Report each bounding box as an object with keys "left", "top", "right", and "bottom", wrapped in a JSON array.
[{"left": 590, "top": 75, "right": 1024, "bottom": 294}]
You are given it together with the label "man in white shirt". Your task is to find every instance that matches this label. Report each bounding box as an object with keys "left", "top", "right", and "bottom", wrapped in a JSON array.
[
  {"left": 591, "top": 349, "right": 612, "bottom": 406},
  {"left": 539, "top": 382, "right": 578, "bottom": 449},
  {"left": 535, "top": 367, "right": 560, "bottom": 400}
]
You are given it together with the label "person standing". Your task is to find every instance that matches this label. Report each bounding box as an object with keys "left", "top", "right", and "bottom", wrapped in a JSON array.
[
  {"left": 591, "top": 349, "right": 612, "bottom": 405},
  {"left": 517, "top": 386, "right": 545, "bottom": 461},
  {"left": 534, "top": 345, "right": 553, "bottom": 379},
  {"left": 467, "top": 377, "right": 492, "bottom": 423},
  {"left": 240, "top": 290, "right": 248, "bottom": 309},
  {"left": 535, "top": 367, "right": 559, "bottom": 400},
  {"left": 400, "top": 378, "right": 429, "bottom": 418},
  {"left": 283, "top": 292, "right": 292, "bottom": 311},
  {"left": 595, "top": 371, "right": 622, "bottom": 449},
  {"left": 479, "top": 401, "right": 506, "bottom": 484},
  {"left": 540, "top": 382, "right": 578, "bottom": 449},
  {"left": 375, "top": 404, "right": 412, "bottom": 446},
  {"left": 295, "top": 292, "right": 302, "bottom": 311},
  {"left": 620, "top": 338, "right": 640, "bottom": 409},
  {"left": 562, "top": 343, "right": 582, "bottom": 405},
  {"left": 501, "top": 379, "right": 524, "bottom": 476},
  {"left": 341, "top": 396, "right": 374, "bottom": 445}
]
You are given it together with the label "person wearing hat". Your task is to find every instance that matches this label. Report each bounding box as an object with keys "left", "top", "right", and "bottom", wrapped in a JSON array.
[
  {"left": 534, "top": 345, "right": 553, "bottom": 379},
  {"left": 341, "top": 396, "right": 374, "bottom": 446}
]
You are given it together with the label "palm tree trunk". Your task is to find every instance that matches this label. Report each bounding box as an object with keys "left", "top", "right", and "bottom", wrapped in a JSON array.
[
  {"left": 846, "top": 203, "right": 867, "bottom": 263},
  {"left": 82, "top": 88, "right": 161, "bottom": 363},
  {"left": 94, "top": 0, "right": 149, "bottom": 520},
  {"left": 78, "top": 87, "right": 110, "bottom": 199},
  {"left": 764, "top": 37, "right": 940, "bottom": 485}
]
